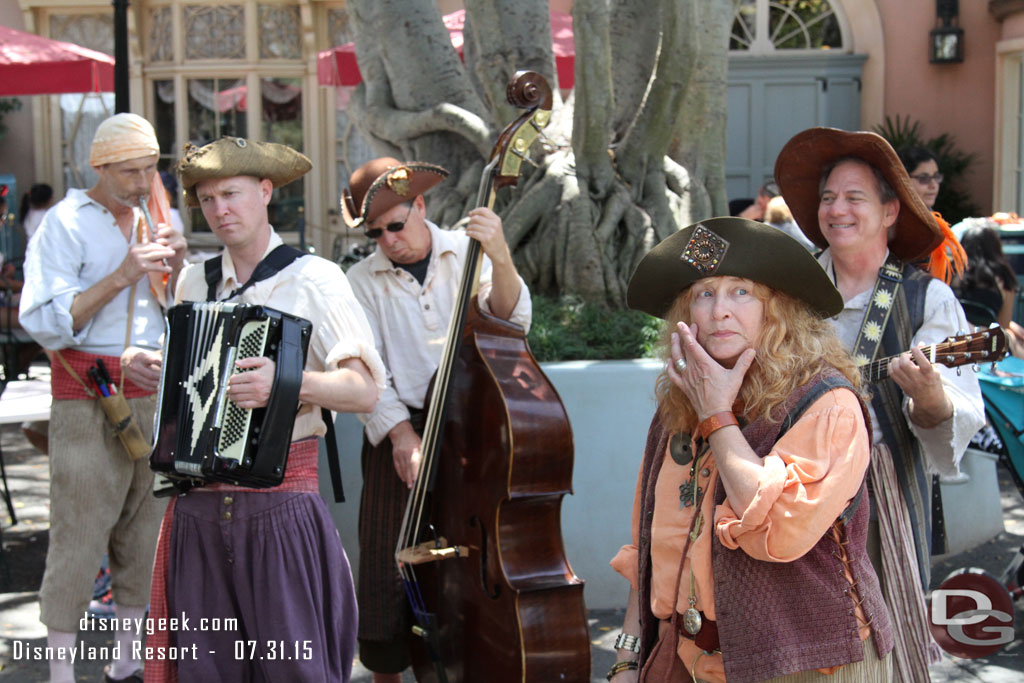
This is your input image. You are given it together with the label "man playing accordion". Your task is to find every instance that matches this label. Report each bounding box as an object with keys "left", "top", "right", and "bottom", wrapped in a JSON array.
[{"left": 127, "top": 137, "right": 385, "bottom": 683}]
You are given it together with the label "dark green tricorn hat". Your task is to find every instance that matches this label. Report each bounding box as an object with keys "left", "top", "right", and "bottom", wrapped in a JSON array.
[
  {"left": 177, "top": 137, "right": 312, "bottom": 208},
  {"left": 626, "top": 217, "right": 843, "bottom": 320}
]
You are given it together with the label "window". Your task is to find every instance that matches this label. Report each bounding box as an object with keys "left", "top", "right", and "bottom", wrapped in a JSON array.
[{"left": 731, "top": 0, "right": 844, "bottom": 53}]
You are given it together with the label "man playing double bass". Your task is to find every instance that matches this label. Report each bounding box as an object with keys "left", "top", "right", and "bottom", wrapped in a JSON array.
[{"left": 344, "top": 157, "right": 531, "bottom": 681}]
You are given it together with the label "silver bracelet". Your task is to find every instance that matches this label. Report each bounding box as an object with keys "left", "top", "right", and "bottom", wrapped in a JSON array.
[{"left": 613, "top": 632, "right": 641, "bottom": 653}]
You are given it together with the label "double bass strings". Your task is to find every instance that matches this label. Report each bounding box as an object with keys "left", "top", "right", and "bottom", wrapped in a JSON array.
[{"left": 394, "top": 156, "right": 500, "bottom": 619}]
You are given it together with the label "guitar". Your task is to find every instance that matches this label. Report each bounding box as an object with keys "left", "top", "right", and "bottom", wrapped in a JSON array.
[{"left": 861, "top": 327, "right": 1008, "bottom": 383}]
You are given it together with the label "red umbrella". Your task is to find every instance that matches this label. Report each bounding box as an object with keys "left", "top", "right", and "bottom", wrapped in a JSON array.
[
  {"left": 0, "top": 25, "right": 114, "bottom": 96},
  {"left": 318, "top": 9, "right": 575, "bottom": 89}
]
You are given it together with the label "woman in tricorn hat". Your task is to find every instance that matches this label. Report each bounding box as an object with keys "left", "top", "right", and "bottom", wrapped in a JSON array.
[{"left": 607, "top": 217, "right": 893, "bottom": 682}]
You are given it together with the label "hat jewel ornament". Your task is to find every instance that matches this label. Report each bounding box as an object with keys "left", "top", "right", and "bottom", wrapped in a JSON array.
[{"left": 681, "top": 224, "right": 730, "bottom": 275}]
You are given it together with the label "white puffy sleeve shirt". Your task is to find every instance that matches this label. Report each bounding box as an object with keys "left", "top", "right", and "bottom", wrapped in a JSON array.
[
  {"left": 18, "top": 188, "right": 166, "bottom": 354},
  {"left": 347, "top": 222, "right": 532, "bottom": 446},
  {"left": 817, "top": 249, "right": 986, "bottom": 476},
  {"left": 175, "top": 229, "right": 387, "bottom": 441}
]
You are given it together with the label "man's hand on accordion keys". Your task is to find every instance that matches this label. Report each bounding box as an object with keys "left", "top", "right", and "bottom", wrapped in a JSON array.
[
  {"left": 121, "top": 346, "right": 163, "bottom": 393},
  {"left": 228, "top": 356, "right": 276, "bottom": 410}
]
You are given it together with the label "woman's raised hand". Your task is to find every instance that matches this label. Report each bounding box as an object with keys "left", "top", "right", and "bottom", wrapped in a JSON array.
[{"left": 667, "top": 321, "right": 755, "bottom": 420}]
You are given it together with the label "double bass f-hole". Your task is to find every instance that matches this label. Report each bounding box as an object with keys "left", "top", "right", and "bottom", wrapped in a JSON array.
[{"left": 469, "top": 515, "right": 501, "bottom": 599}]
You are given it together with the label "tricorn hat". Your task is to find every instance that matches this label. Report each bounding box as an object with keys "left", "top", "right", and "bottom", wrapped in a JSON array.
[
  {"left": 177, "top": 137, "right": 311, "bottom": 208},
  {"left": 774, "top": 127, "right": 941, "bottom": 262},
  {"left": 341, "top": 157, "right": 448, "bottom": 229},
  {"left": 626, "top": 217, "right": 843, "bottom": 320}
]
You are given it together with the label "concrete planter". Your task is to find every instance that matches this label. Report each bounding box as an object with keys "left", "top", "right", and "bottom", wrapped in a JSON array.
[
  {"left": 935, "top": 448, "right": 1005, "bottom": 559},
  {"left": 319, "top": 360, "right": 1004, "bottom": 610},
  {"left": 320, "top": 358, "right": 661, "bottom": 610}
]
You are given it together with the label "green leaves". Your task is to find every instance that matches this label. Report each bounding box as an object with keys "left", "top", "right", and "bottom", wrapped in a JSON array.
[{"left": 527, "top": 294, "right": 663, "bottom": 361}]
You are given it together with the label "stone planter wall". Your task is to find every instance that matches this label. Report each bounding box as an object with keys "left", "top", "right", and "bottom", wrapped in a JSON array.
[{"left": 319, "top": 359, "right": 661, "bottom": 610}]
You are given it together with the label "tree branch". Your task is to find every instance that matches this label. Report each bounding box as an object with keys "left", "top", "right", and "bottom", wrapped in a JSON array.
[
  {"left": 571, "top": 0, "right": 615, "bottom": 197},
  {"left": 464, "top": 0, "right": 556, "bottom": 125},
  {"left": 348, "top": 94, "right": 492, "bottom": 157},
  {"left": 668, "top": 0, "right": 732, "bottom": 218}
]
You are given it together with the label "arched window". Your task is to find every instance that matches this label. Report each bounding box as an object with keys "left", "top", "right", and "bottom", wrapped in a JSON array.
[{"left": 731, "top": 0, "right": 845, "bottom": 53}]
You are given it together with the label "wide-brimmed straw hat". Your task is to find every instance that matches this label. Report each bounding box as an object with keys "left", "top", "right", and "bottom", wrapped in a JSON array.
[
  {"left": 341, "top": 157, "right": 449, "bottom": 229},
  {"left": 177, "top": 137, "right": 311, "bottom": 207},
  {"left": 626, "top": 217, "right": 843, "bottom": 320},
  {"left": 774, "top": 127, "right": 941, "bottom": 262}
]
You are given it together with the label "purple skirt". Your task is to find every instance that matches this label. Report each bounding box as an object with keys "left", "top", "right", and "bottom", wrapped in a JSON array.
[{"left": 167, "top": 491, "right": 356, "bottom": 682}]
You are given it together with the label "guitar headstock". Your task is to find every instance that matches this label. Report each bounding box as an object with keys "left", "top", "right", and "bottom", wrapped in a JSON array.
[{"left": 934, "top": 326, "right": 1008, "bottom": 369}]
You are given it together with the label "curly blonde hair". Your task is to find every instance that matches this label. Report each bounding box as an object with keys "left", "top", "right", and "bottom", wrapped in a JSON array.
[{"left": 655, "top": 282, "right": 862, "bottom": 435}]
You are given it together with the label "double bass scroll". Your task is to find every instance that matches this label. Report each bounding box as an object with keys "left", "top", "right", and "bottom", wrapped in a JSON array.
[{"left": 396, "top": 71, "right": 591, "bottom": 683}]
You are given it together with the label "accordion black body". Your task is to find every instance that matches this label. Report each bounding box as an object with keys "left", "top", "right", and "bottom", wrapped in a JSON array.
[{"left": 150, "top": 301, "right": 312, "bottom": 492}]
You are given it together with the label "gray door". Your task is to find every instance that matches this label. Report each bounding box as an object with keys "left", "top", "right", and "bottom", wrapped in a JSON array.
[{"left": 727, "top": 53, "right": 866, "bottom": 201}]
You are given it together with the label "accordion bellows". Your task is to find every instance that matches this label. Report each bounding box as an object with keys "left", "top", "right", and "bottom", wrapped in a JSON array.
[{"left": 150, "top": 302, "right": 311, "bottom": 491}]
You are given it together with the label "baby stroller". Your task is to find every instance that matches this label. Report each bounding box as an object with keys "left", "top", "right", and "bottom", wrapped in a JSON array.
[{"left": 976, "top": 355, "right": 1024, "bottom": 599}]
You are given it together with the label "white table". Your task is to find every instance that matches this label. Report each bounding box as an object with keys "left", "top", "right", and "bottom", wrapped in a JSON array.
[{"left": 0, "top": 377, "right": 51, "bottom": 524}]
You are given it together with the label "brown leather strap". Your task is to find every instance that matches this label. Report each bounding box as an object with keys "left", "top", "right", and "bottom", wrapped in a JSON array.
[{"left": 678, "top": 612, "right": 720, "bottom": 652}]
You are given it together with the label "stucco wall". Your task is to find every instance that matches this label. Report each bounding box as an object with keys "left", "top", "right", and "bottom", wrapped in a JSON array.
[
  {"left": 874, "top": 0, "right": 1001, "bottom": 215},
  {"left": 0, "top": 0, "right": 37, "bottom": 210}
]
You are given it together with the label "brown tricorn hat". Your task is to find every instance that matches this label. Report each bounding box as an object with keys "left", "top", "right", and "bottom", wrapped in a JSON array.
[
  {"left": 177, "top": 137, "right": 311, "bottom": 208},
  {"left": 774, "top": 127, "right": 942, "bottom": 262},
  {"left": 627, "top": 216, "right": 843, "bottom": 320},
  {"left": 341, "top": 157, "right": 449, "bottom": 229}
]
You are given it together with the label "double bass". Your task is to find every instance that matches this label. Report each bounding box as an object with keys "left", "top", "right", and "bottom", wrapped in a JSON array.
[{"left": 395, "top": 71, "right": 591, "bottom": 682}]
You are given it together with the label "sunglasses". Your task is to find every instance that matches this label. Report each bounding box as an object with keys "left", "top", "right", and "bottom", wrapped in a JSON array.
[
  {"left": 911, "top": 172, "right": 943, "bottom": 185},
  {"left": 365, "top": 206, "right": 413, "bottom": 239}
]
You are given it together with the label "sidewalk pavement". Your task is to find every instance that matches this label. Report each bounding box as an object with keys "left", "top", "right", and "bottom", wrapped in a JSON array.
[{"left": 0, "top": 421, "right": 1022, "bottom": 682}]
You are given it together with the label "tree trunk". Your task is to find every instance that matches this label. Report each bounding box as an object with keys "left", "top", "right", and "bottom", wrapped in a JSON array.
[{"left": 345, "top": 0, "right": 732, "bottom": 307}]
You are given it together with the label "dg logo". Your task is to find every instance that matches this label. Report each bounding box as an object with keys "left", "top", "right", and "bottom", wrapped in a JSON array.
[{"left": 928, "top": 569, "right": 1016, "bottom": 658}]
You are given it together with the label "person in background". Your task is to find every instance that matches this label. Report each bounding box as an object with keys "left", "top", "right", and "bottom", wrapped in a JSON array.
[
  {"left": 20, "top": 183, "right": 55, "bottom": 242},
  {"left": 953, "top": 225, "right": 1024, "bottom": 356},
  {"left": 610, "top": 217, "right": 892, "bottom": 682},
  {"left": 18, "top": 112, "right": 186, "bottom": 683},
  {"left": 898, "top": 146, "right": 941, "bottom": 211},
  {"left": 763, "top": 195, "right": 816, "bottom": 251},
  {"left": 898, "top": 145, "right": 966, "bottom": 285},
  {"left": 343, "top": 157, "right": 531, "bottom": 682},
  {"left": 735, "top": 181, "right": 779, "bottom": 221},
  {"left": 158, "top": 170, "right": 185, "bottom": 235}
]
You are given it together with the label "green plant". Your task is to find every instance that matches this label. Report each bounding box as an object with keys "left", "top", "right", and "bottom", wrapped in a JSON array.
[
  {"left": 0, "top": 98, "right": 23, "bottom": 142},
  {"left": 873, "top": 114, "right": 979, "bottom": 224},
  {"left": 527, "top": 294, "right": 663, "bottom": 362}
]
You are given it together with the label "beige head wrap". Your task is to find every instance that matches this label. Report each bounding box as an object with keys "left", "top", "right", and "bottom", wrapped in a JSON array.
[{"left": 89, "top": 113, "right": 160, "bottom": 167}]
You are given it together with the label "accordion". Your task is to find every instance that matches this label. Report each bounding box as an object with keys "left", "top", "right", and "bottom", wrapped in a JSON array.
[{"left": 150, "top": 301, "right": 312, "bottom": 493}]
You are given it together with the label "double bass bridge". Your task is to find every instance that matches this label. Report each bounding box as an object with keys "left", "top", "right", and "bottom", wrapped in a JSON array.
[{"left": 397, "top": 538, "right": 472, "bottom": 566}]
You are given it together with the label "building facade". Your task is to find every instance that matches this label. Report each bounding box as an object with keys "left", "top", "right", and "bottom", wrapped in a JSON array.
[{"left": 2, "top": 0, "right": 1024, "bottom": 253}]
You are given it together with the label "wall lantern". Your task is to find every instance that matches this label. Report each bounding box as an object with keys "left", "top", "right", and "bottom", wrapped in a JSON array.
[{"left": 930, "top": 0, "right": 964, "bottom": 64}]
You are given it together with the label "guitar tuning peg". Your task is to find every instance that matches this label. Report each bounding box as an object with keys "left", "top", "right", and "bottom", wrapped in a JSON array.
[
  {"left": 972, "top": 364, "right": 981, "bottom": 373},
  {"left": 955, "top": 329, "right": 965, "bottom": 337}
]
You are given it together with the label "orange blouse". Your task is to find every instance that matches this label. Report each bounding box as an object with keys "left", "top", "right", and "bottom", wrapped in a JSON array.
[{"left": 610, "top": 388, "right": 872, "bottom": 682}]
